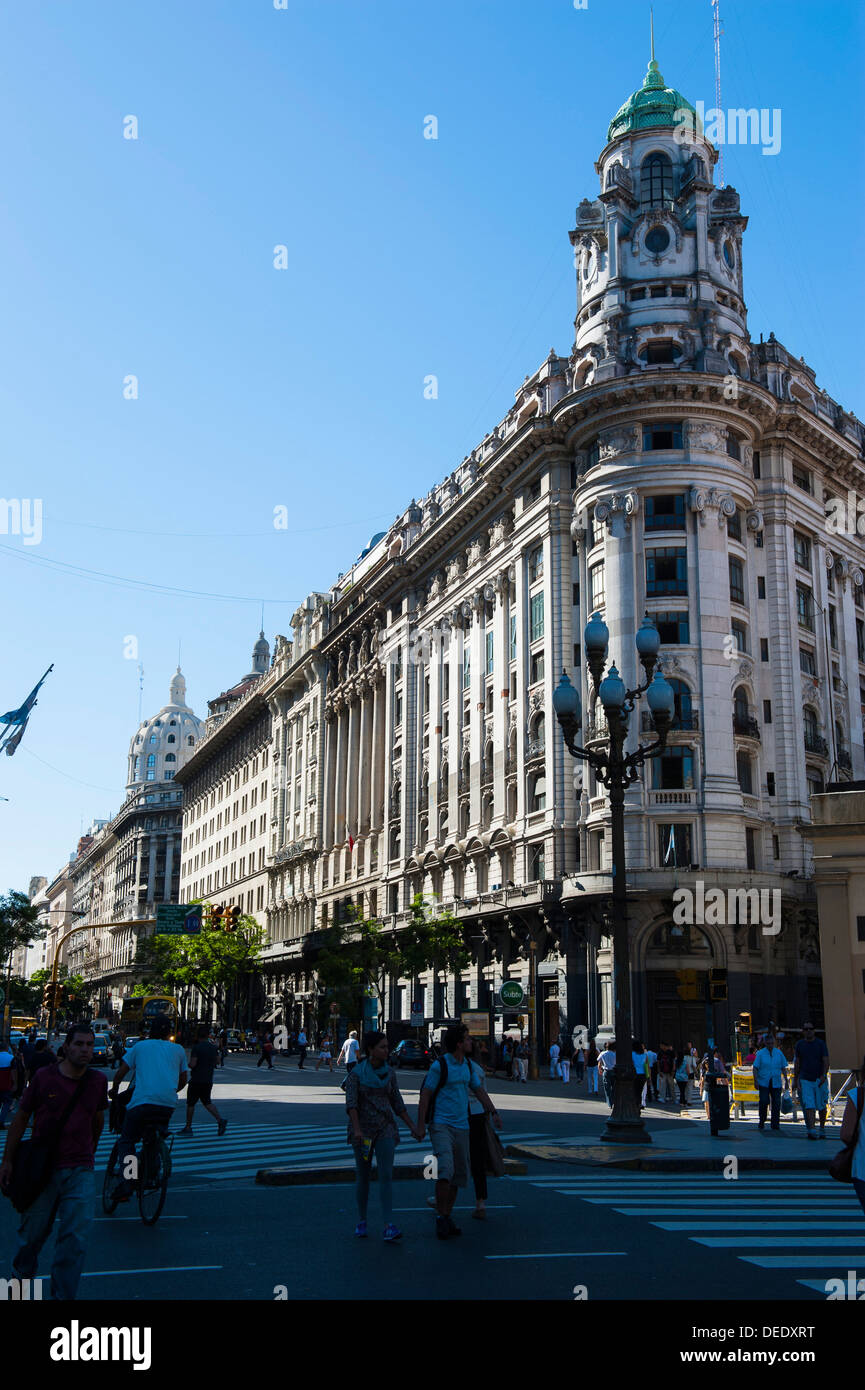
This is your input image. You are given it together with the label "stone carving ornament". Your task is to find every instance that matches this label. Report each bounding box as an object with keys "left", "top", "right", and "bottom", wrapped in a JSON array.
[
  {"left": 686, "top": 420, "right": 728, "bottom": 453},
  {"left": 595, "top": 491, "right": 639, "bottom": 533},
  {"left": 599, "top": 425, "right": 640, "bottom": 460},
  {"left": 746, "top": 509, "right": 764, "bottom": 535}
]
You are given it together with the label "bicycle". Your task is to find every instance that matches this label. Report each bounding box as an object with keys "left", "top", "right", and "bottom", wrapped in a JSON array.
[{"left": 102, "top": 1121, "right": 174, "bottom": 1225}]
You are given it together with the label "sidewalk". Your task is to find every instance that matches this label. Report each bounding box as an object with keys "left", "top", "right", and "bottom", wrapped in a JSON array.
[{"left": 507, "top": 1094, "right": 841, "bottom": 1171}]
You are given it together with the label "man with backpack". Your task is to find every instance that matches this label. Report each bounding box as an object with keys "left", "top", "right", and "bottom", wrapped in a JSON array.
[{"left": 416, "top": 1023, "right": 502, "bottom": 1240}]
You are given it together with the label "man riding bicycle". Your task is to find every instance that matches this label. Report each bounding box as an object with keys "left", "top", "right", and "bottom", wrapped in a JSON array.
[{"left": 109, "top": 1015, "right": 187, "bottom": 1199}]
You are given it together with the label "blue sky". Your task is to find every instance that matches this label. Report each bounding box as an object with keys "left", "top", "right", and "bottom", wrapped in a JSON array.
[{"left": 1, "top": 0, "right": 863, "bottom": 893}]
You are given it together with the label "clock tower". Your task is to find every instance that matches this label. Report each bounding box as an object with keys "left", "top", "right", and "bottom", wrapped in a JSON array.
[{"left": 570, "top": 51, "right": 749, "bottom": 384}]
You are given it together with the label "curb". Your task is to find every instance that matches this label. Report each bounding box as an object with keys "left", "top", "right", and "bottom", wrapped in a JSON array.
[
  {"left": 505, "top": 1143, "right": 834, "bottom": 1173},
  {"left": 256, "top": 1156, "right": 528, "bottom": 1186}
]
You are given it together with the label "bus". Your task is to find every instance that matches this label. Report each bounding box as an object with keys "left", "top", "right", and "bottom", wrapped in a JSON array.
[
  {"left": 120, "top": 995, "right": 179, "bottom": 1040},
  {"left": 10, "top": 1015, "right": 38, "bottom": 1034}
]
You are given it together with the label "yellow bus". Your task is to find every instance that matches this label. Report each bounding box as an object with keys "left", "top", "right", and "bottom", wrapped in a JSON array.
[
  {"left": 11, "top": 1015, "right": 38, "bottom": 1033},
  {"left": 120, "top": 995, "right": 178, "bottom": 1040}
]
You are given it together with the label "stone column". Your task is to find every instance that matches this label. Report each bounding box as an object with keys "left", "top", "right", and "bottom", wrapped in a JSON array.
[
  {"left": 334, "top": 701, "right": 346, "bottom": 845},
  {"left": 470, "top": 598, "right": 484, "bottom": 829},
  {"left": 346, "top": 694, "right": 359, "bottom": 845},
  {"left": 370, "top": 676, "right": 383, "bottom": 830},
  {"left": 164, "top": 835, "right": 174, "bottom": 901},
  {"left": 493, "top": 574, "right": 509, "bottom": 818},
  {"left": 358, "top": 684, "right": 372, "bottom": 833},
  {"left": 322, "top": 710, "right": 336, "bottom": 850}
]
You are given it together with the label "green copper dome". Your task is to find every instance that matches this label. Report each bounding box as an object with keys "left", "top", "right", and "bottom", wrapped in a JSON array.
[{"left": 607, "top": 59, "right": 698, "bottom": 143}]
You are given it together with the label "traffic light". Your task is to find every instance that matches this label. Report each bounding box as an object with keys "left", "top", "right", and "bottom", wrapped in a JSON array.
[
  {"left": 209, "top": 902, "right": 225, "bottom": 929},
  {"left": 224, "top": 905, "right": 241, "bottom": 931},
  {"left": 676, "top": 969, "right": 698, "bottom": 1000},
  {"left": 708, "top": 968, "right": 728, "bottom": 1003},
  {"left": 42, "top": 982, "right": 54, "bottom": 1008},
  {"left": 737, "top": 1011, "right": 752, "bottom": 1033}
]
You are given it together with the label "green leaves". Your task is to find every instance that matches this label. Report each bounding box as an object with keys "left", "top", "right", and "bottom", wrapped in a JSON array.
[
  {"left": 132, "top": 909, "right": 267, "bottom": 1004},
  {"left": 0, "top": 890, "right": 42, "bottom": 965}
]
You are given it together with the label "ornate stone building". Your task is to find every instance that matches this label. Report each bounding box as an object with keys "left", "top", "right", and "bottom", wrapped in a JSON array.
[{"left": 258, "top": 52, "right": 864, "bottom": 1051}]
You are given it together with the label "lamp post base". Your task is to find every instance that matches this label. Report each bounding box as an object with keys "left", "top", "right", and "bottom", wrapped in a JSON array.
[{"left": 600, "top": 1114, "right": 653, "bottom": 1145}]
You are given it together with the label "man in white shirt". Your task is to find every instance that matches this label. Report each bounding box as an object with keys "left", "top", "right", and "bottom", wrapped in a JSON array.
[
  {"left": 598, "top": 1042, "right": 617, "bottom": 1110},
  {"left": 109, "top": 1016, "right": 187, "bottom": 1195},
  {"left": 751, "top": 1033, "right": 788, "bottom": 1133},
  {"left": 337, "top": 1031, "right": 360, "bottom": 1071},
  {"left": 549, "top": 1040, "right": 561, "bottom": 1080}
]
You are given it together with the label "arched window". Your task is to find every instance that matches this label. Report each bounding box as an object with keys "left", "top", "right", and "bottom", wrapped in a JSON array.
[
  {"left": 803, "top": 706, "right": 819, "bottom": 742},
  {"left": 389, "top": 826, "right": 401, "bottom": 860},
  {"left": 169, "top": 720, "right": 177, "bottom": 726},
  {"left": 165, "top": 753, "right": 176, "bottom": 763},
  {"left": 530, "top": 773, "right": 547, "bottom": 811},
  {"left": 668, "top": 679, "right": 693, "bottom": 729},
  {"left": 733, "top": 686, "right": 749, "bottom": 724},
  {"left": 392, "top": 784, "right": 401, "bottom": 817},
  {"left": 640, "top": 152, "right": 673, "bottom": 209},
  {"left": 187, "top": 736, "right": 195, "bottom": 746},
  {"left": 149, "top": 734, "right": 158, "bottom": 745},
  {"left": 167, "top": 734, "right": 176, "bottom": 743},
  {"left": 439, "top": 762, "right": 449, "bottom": 800},
  {"left": 459, "top": 800, "right": 470, "bottom": 837},
  {"left": 146, "top": 754, "right": 156, "bottom": 768}
]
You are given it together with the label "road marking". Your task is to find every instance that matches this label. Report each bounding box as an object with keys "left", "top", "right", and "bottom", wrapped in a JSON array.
[
  {"left": 485, "top": 1252, "right": 628, "bottom": 1260},
  {"left": 691, "top": 1236, "right": 865, "bottom": 1248},
  {"left": 652, "top": 1221, "right": 858, "bottom": 1231},
  {"left": 607, "top": 1206, "right": 859, "bottom": 1216},
  {"left": 81, "top": 1265, "right": 223, "bottom": 1277},
  {"left": 740, "top": 1256, "right": 865, "bottom": 1269},
  {"left": 394, "top": 1205, "right": 516, "bottom": 1212},
  {"left": 94, "top": 1216, "right": 189, "bottom": 1222}
]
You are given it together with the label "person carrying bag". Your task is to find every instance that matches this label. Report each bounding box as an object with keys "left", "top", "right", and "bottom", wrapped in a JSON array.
[{"left": 830, "top": 1069, "right": 865, "bottom": 1209}]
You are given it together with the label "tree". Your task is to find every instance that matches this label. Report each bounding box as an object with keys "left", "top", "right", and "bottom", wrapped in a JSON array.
[
  {"left": 0, "top": 890, "right": 42, "bottom": 968},
  {"left": 132, "top": 909, "right": 267, "bottom": 1025},
  {"left": 314, "top": 894, "right": 471, "bottom": 1030}
]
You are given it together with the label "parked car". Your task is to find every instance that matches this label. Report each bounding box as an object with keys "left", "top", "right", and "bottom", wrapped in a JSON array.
[
  {"left": 91, "top": 1032, "right": 111, "bottom": 1066},
  {"left": 393, "top": 1039, "right": 431, "bottom": 1070},
  {"left": 224, "top": 1029, "right": 245, "bottom": 1051}
]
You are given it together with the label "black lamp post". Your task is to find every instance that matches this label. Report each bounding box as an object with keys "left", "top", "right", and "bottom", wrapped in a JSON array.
[{"left": 553, "top": 612, "right": 675, "bottom": 1144}]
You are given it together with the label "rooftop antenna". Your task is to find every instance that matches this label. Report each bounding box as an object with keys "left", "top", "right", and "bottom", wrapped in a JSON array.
[
  {"left": 712, "top": 0, "right": 724, "bottom": 187},
  {"left": 260, "top": 601, "right": 265, "bottom": 634}
]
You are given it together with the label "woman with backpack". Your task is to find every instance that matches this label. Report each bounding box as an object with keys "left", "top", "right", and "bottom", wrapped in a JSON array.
[{"left": 345, "top": 1031, "right": 420, "bottom": 1243}]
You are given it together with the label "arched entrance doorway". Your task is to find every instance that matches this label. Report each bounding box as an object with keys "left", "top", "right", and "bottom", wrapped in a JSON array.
[{"left": 644, "top": 920, "right": 714, "bottom": 1055}]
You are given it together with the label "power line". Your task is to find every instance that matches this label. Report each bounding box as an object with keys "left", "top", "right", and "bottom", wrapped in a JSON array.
[{"left": 44, "top": 511, "right": 394, "bottom": 541}]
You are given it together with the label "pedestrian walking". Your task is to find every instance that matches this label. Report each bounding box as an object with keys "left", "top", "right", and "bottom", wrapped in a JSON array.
[
  {"left": 180, "top": 1025, "right": 228, "bottom": 1137},
  {"left": 110, "top": 1037, "right": 124, "bottom": 1071},
  {"left": 573, "top": 1040, "right": 585, "bottom": 1083},
  {"left": 647, "top": 1046, "right": 659, "bottom": 1102},
  {"left": 514, "top": 1038, "right": 529, "bottom": 1083},
  {"left": 416, "top": 1022, "right": 502, "bottom": 1240},
  {"left": 25, "top": 1038, "right": 57, "bottom": 1085},
  {"left": 0, "top": 1039, "right": 16, "bottom": 1129},
  {"left": 674, "top": 1051, "right": 691, "bottom": 1108},
  {"left": 296, "top": 1028, "right": 308, "bottom": 1069},
  {"left": 598, "top": 1040, "right": 617, "bottom": 1110},
  {"left": 345, "top": 1031, "right": 420, "bottom": 1243},
  {"left": 559, "top": 1034, "right": 573, "bottom": 1083},
  {"left": 752, "top": 1033, "right": 788, "bottom": 1132},
  {"left": 838, "top": 1057, "right": 865, "bottom": 1217},
  {"left": 632, "top": 1040, "right": 650, "bottom": 1110},
  {"left": 585, "top": 1039, "right": 599, "bottom": 1094},
  {"left": 549, "top": 1039, "right": 561, "bottom": 1080},
  {"left": 502, "top": 1037, "right": 513, "bottom": 1080},
  {"left": 464, "top": 1034, "right": 495, "bottom": 1220},
  {"left": 656, "top": 1043, "right": 676, "bottom": 1103},
  {"left": 337, "top": 1031, "right": 360, "bottom": 1071},
  {"left": 217, "top": 1029, "right": 228, "bottom": 1067},
  {"left": 316, "top": 1033, "right": 335, "bottom": 1073},
  {"left": 793, "top": 1021, "right": 830, "bottom": 1140},
  {"left": 256, "top": 1032, "right": 275, "bottom": 1070},
  {"left": 0, "top": 1024, "right": 108, "bottom": 1300},
  {"left": 700, "top": 1046, "right": 730, "bottom": 1137}
]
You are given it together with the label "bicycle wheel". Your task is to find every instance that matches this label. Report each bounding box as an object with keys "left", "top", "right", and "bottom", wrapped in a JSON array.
[
  {"left": 102, "top": 1140, "right": 121, "bottom": 1215},
  {"left": 138, "top": 1136, "right": 171, "bottom": 1226}
]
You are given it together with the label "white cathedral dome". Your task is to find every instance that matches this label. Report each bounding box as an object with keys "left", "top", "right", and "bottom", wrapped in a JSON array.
[{"left": 127, "top": 668, "right": 205, "bottom": 791}]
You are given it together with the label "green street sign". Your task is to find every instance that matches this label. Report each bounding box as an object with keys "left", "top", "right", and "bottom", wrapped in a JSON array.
[
  {"left": 499, "top": 981, "right": 525, "bottom": 1007},
  {"left": 156, "top": 904, "right": 202, "bottom": 935}
]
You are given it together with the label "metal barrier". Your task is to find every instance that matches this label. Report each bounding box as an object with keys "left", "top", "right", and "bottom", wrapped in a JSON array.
[{"left": 730, "top": 1066, "right": 853, "bottom": 1125}]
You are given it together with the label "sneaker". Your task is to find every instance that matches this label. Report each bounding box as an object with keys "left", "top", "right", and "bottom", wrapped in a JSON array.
[
  {"left": 383, "top": 1224, "right": 403, "bottom": 1242},
  {"left": 472, "top": 1207, "right": 486, "bottom": 1221},
  {"left": 807, "top": 1130, "right": 818, "bottom": 1140},
  {"left": 354, "top": 1221, "right": 368, "bottom": 1238},
  {"left": 217, "top": 1119, "right": 228, "bottom": 1136},
  {"left": 445, "top": 1217, "right": 462, "bottom": 1237},
  {"left": 436, "top": 1216, "right": 451, "bottom": 1241}
]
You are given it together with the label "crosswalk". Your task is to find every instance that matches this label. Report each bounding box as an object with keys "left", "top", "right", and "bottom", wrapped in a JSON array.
[
  {"left": 93, "top": 1122, "right": 559, "bottom": 1185},
  {"left": 522, "top": 1170, "right": 865, "bottom": 1296}
]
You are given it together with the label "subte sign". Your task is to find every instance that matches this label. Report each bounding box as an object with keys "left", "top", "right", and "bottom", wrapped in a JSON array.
[{"left": 499, "top": 981, "right": 525, "bottom": 1008}]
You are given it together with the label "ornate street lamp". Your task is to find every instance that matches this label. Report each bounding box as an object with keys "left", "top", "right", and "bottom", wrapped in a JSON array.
[{"left": 553, "top": 612, "right": 675, "bottom": 1144}]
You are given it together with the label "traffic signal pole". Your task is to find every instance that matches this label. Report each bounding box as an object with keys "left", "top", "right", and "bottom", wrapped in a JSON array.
[{"left": 46, "top": 918, "right": 156, "bottom": 1035}]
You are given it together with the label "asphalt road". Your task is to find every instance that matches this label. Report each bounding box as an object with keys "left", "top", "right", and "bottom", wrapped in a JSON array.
[{"left": 2, "top": 1057, "right": 862, "bottom": 1304}]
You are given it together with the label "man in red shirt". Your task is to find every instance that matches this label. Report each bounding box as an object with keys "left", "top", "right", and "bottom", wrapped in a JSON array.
[{"left": 0, "top": 1023, "right": 108, "bottom": 1300}]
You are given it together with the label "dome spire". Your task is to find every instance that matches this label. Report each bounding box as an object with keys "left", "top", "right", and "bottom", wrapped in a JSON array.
[
  {"left": 169, "top": 667, "right": 188, "bottom": 707},
  {"left": 650, "top": 6, "right": 655, "bottom": 63}
]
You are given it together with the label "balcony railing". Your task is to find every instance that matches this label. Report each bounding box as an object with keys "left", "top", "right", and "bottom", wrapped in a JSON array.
[
  {"left": 804, "top": 730, "right": 829, "bottom": 756},
  {"left": 732, "top": 713, "right": 760, "bottom": 740},
  {"left": 642, "top": 710, "right": 699, "bottom": 732},
  {"left": 650, "top": 790, "right": 694, "bottom": 805}
]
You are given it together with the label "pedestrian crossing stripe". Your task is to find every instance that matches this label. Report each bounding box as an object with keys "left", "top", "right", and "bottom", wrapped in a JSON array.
[{"left": 526, "top": 1170, "right": 864, "bottom": 1296}]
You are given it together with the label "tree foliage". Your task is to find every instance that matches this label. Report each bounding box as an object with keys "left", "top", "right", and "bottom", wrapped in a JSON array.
[
  {"left": 132, "top": 909, "right": 267, "bottom": 1021},
  {"left": 0, "top": 890, "right": 42, "bottom": 966},
  {"left": 314, "top": 893, "right": 471, "bottom": 1028}
]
